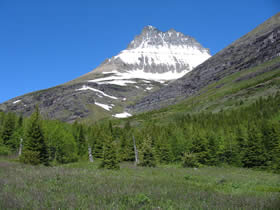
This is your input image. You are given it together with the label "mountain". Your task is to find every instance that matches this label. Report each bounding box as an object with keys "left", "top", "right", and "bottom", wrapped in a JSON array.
[
  {"left": 0, "top": 26, "right": 210, "bottom": 122},
  {"left": 130, "top": 13, "right": 280, "bottom": 114}
]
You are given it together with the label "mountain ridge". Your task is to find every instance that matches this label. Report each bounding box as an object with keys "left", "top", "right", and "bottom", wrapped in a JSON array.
[
  {"left": 130, "top": 13, "right": 280, "bottom": 113},
  {"left": 0, "top": 26, "right": 210, "bottom": 122}
]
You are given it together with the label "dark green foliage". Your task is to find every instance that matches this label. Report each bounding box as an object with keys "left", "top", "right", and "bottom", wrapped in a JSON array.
[
  {"left": 100, "top": 135, "right": 119, "bottom": 170},
  {"left": 120, "top": 136, "right": 135, "bottom": 161},
  {"left": 45, "top": 122, "right": 78, "bottom": 164},
  {"left": 191, "top": 133, "right": 209, "bottom": 165},
  {"left": 0, "top": 144, "right": 11, "bottom": 156},
  {"left": 21, "top": 106, "right": 49, "bottom": 165},
  {"left": 72, "top": 122, "right": 87, "bottom": 157},
  {"left": 158, "top": 137, "right": 173, "bottom": 163},
  {"left": 206, "top": 133, "right": 220, "bottom": 166},
  {"left": 243, "top": 125, "right": 267, "bottom": 168},
  {"left": 90, "top": 125, "right": 106, "bottom": 159},
  {"left": 262, "top": 121, "right": 280, "bottom": 172},
  {"left": 20, "top": 150, "right": 40, "bottom": 165},
  {"left": 182, "top": 152, "right": 199, "bottom": 168},
  {"left": 235, "top": 126, "right": 248, "bottom": 165},
  {"left": 139, "top": 135, "right": 156, "bottom": 167},
  {"left": 1, "top": 112, "right": 16, "bottom": 149},
  {"left": 1, "top": 92, "right": 280, "bottom": 172}
]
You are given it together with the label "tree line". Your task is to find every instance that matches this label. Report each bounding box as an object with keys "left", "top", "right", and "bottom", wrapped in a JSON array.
[{"left": 0, "top": 93, "right": 280, "bottom": 172}]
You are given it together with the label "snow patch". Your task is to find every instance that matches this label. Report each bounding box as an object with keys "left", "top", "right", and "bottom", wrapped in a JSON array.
[
  {"left": 76, "top": 85, "right": 117, "bottom": 99},
  {"left": 142, "top": 80, "right": 151, "bottom": 83},
  {"left": 115, "top": 44, "right": 210, "bottom": 69},
  {"left": 13, "top": 100, "right": 21, "bottom": 104},
  {"left": 113, "top": 112, "right": 132, "bottom": 118},
  {"left": 89, "top": 69, "right": 190, "bottom": 85},
  {"left": 97, "top": 80, "right": 137, "bottom": 86},
  {"left": 95, "top": 102, "right": 113, "bottom": 111},
  {"left": 102, "top": 70, "right": 119, "bottom": 74}
]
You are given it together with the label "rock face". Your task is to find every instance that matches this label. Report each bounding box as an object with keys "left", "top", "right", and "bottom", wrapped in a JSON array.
[
  {"left": 130, "top": 13, "right": 280, "bottom": 113},
  {"left": 100, "top": 25, "right": 210, "bottom": 75},
  {"left": 0, "top": 26, "right": 210, "bottom": 122}
]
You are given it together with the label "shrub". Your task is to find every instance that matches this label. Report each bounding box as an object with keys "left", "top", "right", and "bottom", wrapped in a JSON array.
[
  {"left": 0, "top": 145, "right": 11, "bottom": 156},
  {"left": 182, "top": 152, "right": 199, "bottom": 168},
  {"left": 20, "top": 151, "right": 40, "bottom": 165}
]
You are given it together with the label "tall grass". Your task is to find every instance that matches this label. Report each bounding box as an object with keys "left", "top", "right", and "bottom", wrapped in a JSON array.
[{"left": 0, "top": 159, "right": 279, "bottom": 209}]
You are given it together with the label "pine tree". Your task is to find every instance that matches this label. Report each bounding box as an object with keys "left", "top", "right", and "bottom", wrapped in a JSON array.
[
  {"left": 1, "top": 112, "right": 16, "bottom": 149},
  {"left": 236, "top": 125, "right": 248, "bottom": 166},
  {"left": 263, "top": 121, "right": 280, "bottom": 172},
  {"left": 158, "top": 138, "right": 173, "bottom": 164},
  {"left": 191, "top": 132, "right": 209, "bottom": 165},
  {"left": 77, "top": 125, "right": 87, "bottom": 157},
  {"left": 93, "top": 138, "right": 104, "bottom": 159},
  {"left": 100, "top": 135, "right": 119, "bottom": 170},
  {"left": 207, "top": 133, "right": 219, "bottom": 166},
  {"left": 10, "top": 115, "right": 24, "bottom": 153},
  {"left": 120, "top": 136, "right": 135, "bottom": 161},
  {"left": 139, "top": 135, "right": 156, "bottom": 167},
  {"left": 243, "top": 125, "right": 266, "bottom": 168},
  {"left": 182, "top": 152, "right": 199, "bottom": 168},
  {"left": 91, "top": 127, "right": 106, "bottom": 159},
  {"left": 72, "top": 123, "right": 87, "bottom": 158},
  {"left": 21, "top": 106, "right": 49, "bottom": 165}
]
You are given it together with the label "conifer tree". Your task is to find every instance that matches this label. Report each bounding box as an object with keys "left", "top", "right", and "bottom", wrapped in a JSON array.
[
  {"left": 1, "top": 112, "right": 16, "bottom": 148},
  {"left": 236, "top": 125, "right": 248, "bottom": 165},
  {"left": 158, "top": 139, "right": 173, "bottom": 164},
  {"left": 91, "top": 127, "right": 106, "bottom": 159},
  {"left": 182, "top": 152, "right": 199, "bottom": 168},
  {"left": 10, "top": 115, "right": 24, "bottom": 152},
  {"left": 207, "top": 133, "right": 219, "bottom": 166},
  {"left": 139, "top": 135, "right": 156, "bottom": 167},
  {"left": 263, "top": 121, "right": 280, "bottom": 172},
  {"left": 243, "top": 125, "right": 266, "bottom": 168},
  {"left": 120, "top": 136, "right": 135, "bottom": 161},
  {"left": 100, "top": 135, "right": 119, "bottom": 170},
  {"left": 191, "top": 132, "right": 209, "bottom": 165},
  {"left": 72, "top": 123, "right": 87, "bottom": 158},
  {"left": 21, "top": 106, "right": 49, "bottom": 165},
  {"left": 93, "top": 138, "right": 104, "bottom": 159},
  {"left": 77, "top": 125, "right": 87, "bottom": 157}
]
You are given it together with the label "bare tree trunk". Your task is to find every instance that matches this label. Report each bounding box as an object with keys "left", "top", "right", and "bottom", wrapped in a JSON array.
[
  {"left": 133, "top": 135, "right": 139, "bottom": 166},
  {"left": 18, "top": 138, "right": 23, "bottom": 156},
  {"left": 88, "top": 145, "right": 93, "bottom": 163}
]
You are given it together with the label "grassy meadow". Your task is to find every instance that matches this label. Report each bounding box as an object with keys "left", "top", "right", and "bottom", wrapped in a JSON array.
[{"left": 0, "top": 158, "right": 279, "bottom": 209}]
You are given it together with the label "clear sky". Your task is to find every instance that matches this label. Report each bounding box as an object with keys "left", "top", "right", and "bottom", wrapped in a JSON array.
[{"left": 0, "top": 0, "right": 279, "bottom": 103}]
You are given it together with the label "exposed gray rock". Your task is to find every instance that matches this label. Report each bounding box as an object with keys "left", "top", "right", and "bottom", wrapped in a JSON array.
[
  {"left": 0, "top": 25, "right": 210, "bottom": 122},
  {"left": 102, "top": 25, "right": 210, "bottom": 74},
  {"left": 129, "top": 13, "right": 280, "bottom": 113}
]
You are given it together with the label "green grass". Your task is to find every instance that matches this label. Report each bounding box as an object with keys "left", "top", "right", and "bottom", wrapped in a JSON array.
[{"left": 0, "top": 159, "right": 279, "bottom": 209}]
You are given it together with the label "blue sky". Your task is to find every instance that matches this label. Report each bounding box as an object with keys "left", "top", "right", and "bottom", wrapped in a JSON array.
[{"left": 0, "top": 0, "right": 279, "bottom": 103}]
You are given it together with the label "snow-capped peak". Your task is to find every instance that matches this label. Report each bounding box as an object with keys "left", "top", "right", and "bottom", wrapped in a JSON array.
[{"left": 92, "top": 26, "right": 211, "bottom": 82}]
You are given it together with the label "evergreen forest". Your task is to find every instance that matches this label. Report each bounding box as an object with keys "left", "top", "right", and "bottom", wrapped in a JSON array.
[{"left": 1, "top": 92, "right": 280, "bottom": 173}]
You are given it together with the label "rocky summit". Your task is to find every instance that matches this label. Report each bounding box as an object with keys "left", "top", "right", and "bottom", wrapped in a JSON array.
[
  {"left": 130, "top": 13, "right": 280, "bottom": 113},
  {"left": 0, "top": 26, "right": 210, "bottom": 122}
]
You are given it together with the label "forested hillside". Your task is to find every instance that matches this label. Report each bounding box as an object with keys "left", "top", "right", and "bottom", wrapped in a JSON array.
[{"left": 1, "top": 92, "right": 280, "bottom": 172}]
